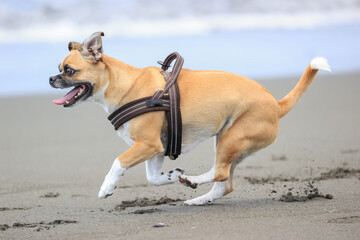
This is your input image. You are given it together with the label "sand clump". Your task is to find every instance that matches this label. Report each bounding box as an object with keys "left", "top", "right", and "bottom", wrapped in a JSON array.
[
  {"left": 112, "top": 196, "right": 183, "bottom": 212},
  {"left": 0, "top": 207, "right": 30, "bottom": 211},
  {"left": 326, "top": 216, "right": 360, "bottom": 223},
  {"left": 246, "top": 167, "right": 360, "bottom": 202},
  {"left": 312, "top": 168, "right": 360, "bottom": 181},
  {"left": 131, "top": 208, "right": 162, "bottom": 214},
  {"left": 40, "top": 192, "right": 60, "bottom": 198},
  {"left": 245, "top": 167, "right": 360, "bottom": 185},
  {"left": 244, "top": 176, "right": 299, "bottom": 184},
  {"left": 1, "top": 224, "right": 10, "bottom": 231},
  {"left": 279, "top": 182, "right": 333, "bottom": 202},
  {"left": 1, "top": 220, "right": 77, "bottom": 232}
]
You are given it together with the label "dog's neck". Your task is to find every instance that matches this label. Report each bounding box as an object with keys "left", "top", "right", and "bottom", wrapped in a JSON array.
[{"left": 89, "top": 55, "right": 142, "bottom": 114}]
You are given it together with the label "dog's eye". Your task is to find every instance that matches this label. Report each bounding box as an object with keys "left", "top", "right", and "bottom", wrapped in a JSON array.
[{"left": 65, "top": 67, "right": 75, "bottom": 76}]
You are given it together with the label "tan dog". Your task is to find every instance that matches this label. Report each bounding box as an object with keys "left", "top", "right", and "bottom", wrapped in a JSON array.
[{"left": 49, "top": 32, "right": 330, "bottom": 205}]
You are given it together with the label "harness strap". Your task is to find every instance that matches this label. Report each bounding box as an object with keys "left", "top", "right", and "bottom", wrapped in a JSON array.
[
  {"left": 108, "top": 96, "right": 170, "bottom": 130},
  {"left": 108, "top": 52, "right": 184, "bottom": 160}
]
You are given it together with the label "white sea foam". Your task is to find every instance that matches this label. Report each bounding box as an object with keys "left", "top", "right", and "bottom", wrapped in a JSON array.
[{"left": 0, "top": 0, "right": 359, "bottom": 42}]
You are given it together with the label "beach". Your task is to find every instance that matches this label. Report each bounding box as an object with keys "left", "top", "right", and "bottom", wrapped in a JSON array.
[{"left": 0, "top": 72, "right": 359, "bottom": 239}]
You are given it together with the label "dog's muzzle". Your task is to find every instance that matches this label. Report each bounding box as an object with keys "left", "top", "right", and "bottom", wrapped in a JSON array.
[
  {"left": 49, "top": 74, "right": 94, "bottom": 107},
  {"left": 49, "top": 75, "right": 66, "bottom": 89}
]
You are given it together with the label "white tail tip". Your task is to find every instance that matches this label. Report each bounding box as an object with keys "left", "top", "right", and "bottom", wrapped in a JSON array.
[{"left": 310, "top": 57, "right": 331, "bottom": 72}]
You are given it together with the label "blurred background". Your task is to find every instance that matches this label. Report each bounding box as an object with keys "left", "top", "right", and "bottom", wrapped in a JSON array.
[
  {"left": 1, "top": 4, "right": 360, "bottom": 237},
  {"left": 0, "top": 0, "right": 359, "bottom": 96}
]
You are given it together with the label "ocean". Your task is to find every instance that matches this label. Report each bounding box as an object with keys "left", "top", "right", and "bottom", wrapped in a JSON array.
[{"left": 0, "top": 0, "right": 359, "bottom": 96}]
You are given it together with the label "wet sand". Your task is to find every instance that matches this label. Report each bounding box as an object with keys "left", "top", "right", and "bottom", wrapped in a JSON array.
[{"left": 0, "top": 73, "right": 359, "bottom": 239}]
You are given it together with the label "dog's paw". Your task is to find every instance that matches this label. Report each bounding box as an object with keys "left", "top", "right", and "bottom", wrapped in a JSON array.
[
  {"left": 184, "top": 196, "right": 213, "bottom": 206},
  {"left": 98, "top": 159, "right": 126, "bottom": 199},
  {"left": 98, "top": 178, "right": 117, "bottom": 199},
  {"left": 166, "top": 168, "right": 186, "bottom": 182},
  {"left": 179, "top": 176, "right": 198, "bottom": 189}
]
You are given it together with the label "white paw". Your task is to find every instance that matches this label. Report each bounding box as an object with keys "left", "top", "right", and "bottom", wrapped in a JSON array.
[
  {"left": 98, "top": 159, "right": 126, "bottom": 199},
  {"left": 184, "top": 196, "right": 213, "bottom": 206},
  {"left": 98, "top": 177, "right": 117, "bottom": 199},
  {"left": 167, "top": 168, "right": 186, "bottom": 182}
]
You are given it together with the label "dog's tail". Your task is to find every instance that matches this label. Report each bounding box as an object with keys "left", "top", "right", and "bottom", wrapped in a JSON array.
[{"left": 278, "top": 57, "right": 331, "bottom": 118}]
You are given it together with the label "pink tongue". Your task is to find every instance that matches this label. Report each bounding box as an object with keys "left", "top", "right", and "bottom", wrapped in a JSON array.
[{"left": 53, "top": 86, "right": 81, "bottom": 105}]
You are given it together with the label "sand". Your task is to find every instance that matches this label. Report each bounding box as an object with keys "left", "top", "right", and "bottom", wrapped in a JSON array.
[{"left": 0, "top": 73, "right": 359, "bottom": 239}]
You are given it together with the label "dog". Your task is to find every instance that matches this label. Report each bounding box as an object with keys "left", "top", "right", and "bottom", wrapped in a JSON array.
[{"left": 49, "top": 32, "right": 330, "bottom": 205}]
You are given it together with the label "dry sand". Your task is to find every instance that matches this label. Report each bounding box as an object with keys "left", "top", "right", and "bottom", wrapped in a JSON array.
[{"left": 0, "top": 73, "right": 359, "bottom": 239}]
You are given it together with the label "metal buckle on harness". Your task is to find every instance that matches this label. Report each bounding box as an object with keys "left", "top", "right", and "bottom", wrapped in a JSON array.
[
  {"left": 157, "top": 60, "right": 171, "bottom": 69},
  {"left": 146, "top": 99, "right": 164, "bottom": 108},
  {"left": 169, "top": 155, "right": 178, "bottom": 160}
]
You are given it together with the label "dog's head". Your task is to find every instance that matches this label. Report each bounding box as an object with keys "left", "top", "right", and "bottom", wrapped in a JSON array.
[{"left": 49, "top": 32, "right": 108, "bottom": 107}]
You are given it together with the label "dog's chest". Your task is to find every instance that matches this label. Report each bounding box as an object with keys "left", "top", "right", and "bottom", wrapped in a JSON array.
[{"left": 116, "top": 122, "right": 135, "bottom": 147}]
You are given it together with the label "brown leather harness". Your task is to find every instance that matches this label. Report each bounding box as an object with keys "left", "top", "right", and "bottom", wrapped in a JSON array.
[{"left": 108, "top": 52, "right": 184, "bottom": 160}]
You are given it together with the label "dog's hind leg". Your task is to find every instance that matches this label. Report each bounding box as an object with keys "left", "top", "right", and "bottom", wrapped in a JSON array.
[
  {"left": 179, "top": 126, "right": 250, "bottom": 189},
  {"left": 184, "top": 156, "right": 244, "bottom": 206},
  {"left": 181, "top": 111, "right": 278, "bottom": 205},
  {"left": 145, "top": 154, "right": 186, "bottom": 186}
]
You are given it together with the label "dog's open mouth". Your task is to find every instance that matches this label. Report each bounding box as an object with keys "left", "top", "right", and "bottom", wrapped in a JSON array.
[{"left": 53, "top": 84, "right": 92, "bottom": 107}]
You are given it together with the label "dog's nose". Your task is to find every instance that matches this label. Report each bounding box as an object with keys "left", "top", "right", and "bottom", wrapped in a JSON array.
[{"left": 49, "top": 76, "right": 56, "bottom": 84}]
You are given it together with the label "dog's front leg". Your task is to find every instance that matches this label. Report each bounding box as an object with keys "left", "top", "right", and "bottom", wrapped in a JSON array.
[
  {"left": 98, "top": 141, "right": 163, "bottom": 199},
  {"left": 98, "top": 158, "right": 125, "bottom": 198}
]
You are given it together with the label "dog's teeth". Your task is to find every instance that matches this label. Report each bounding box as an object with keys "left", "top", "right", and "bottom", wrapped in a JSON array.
[{"left": 65, "top": 101, "right": 69, "bottom": 104}]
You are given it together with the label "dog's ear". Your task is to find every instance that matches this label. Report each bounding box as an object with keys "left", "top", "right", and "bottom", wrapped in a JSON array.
[
  {"left": 80, "top": 32, "right": 105, "bottom": 62},
  {"left": 68, "top": 41, "right": 82, "bottom": 51}
]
